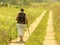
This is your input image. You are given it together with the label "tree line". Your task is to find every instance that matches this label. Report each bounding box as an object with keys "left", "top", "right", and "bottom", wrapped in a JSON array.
[{"left": 0, "top": 0, "right": 59, "bottom": 7}]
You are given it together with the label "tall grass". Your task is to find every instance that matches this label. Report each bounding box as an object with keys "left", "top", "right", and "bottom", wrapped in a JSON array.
[
  {"left": 25, "top": 11, "right": 49, "bottom": 45},
  {"left": 0, "top": 6, "right": 44, "bottom": 45},
  {"left": 41, "top": 2, "right": 60, "bottom": 45},
  {"left": 52, "top": 3, "right": 60, "bottom": 45}
]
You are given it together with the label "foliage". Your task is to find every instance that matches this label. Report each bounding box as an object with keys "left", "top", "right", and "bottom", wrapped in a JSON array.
[
  {"left": 0, "top": 5, "right": 44, "bottom": 45},
  {"left": 25, "top": 11, "right": 49, "bottom": 45},
  {"left": 52, "top": 3, "right": 60, "bottom": 45}
]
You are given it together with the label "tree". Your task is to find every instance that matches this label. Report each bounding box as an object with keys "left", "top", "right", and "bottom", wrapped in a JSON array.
[{"left": 23, "top": 0, "right": 30, "bottom": 5}]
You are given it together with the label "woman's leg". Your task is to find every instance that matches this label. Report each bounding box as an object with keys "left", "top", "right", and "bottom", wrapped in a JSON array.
[{"left": 20, "top": 36, "right": 23, "bottom": 41}]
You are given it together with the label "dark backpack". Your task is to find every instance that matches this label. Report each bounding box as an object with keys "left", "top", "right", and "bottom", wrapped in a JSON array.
[{"left": 17, "top": 13, "right": 26, "bottom": 24}]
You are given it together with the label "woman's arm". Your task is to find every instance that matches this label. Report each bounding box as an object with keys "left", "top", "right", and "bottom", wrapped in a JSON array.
[
  {"left": 25, "top": 15, "right": 28, "bottom": 24},
  {"left": 16, "top": 15, "right": 18, "bottom": 20}
]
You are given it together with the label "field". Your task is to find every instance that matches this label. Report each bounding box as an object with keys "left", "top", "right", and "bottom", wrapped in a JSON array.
[
  {"left": 25, "top": 11, "right": 49, "bottom": 45},
  {"left": 45, "top": 2, "right": 60, "bottom": 45},
  {"left": 0, "top": 6, "right": 44, "bottom": 45},
  {"left": 0, "top": 2, "right": 60, "bottom": 45},
  {"left": 52, "top": 2, "right": 60, "bottom": 45}
]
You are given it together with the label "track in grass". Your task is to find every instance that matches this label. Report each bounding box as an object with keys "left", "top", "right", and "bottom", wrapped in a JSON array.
[
  {"left": 8, "top": 10, "right": 47, "bottom": 45},
  {"left": 25, "top": 11, "right": 49, "bottom": 45},
  {"left": 43, "top": 11, "right": 58, "bottom": 45},
  {"left": 0, "top": 7, "right": 44, "bottom": 45}
]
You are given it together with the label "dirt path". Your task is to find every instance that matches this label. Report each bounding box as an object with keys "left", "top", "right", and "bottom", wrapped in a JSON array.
[
  {"left": 8, "top": 10, "right": 47, "bottom": 45},
  {"left": 43, "top": 11, "right": 58, "bottom": 45}
]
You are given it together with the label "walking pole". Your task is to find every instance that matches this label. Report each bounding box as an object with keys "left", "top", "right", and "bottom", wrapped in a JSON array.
[{"left": 27, "top": 22, "right": 31, "bottom": 38}]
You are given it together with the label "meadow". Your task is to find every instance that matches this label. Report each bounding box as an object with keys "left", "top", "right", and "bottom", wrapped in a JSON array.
[
  {"left": 0, "top": 2, "right": 60, "bottom": 45},
  {"left": 25, "top": 11, "right": 49, "bottom": 45},
  {"left": 0, "top": 5, "right": 44, "bottom": 45},
  {"left": 52, "top": 2, "right": 60, "bottom": 45},
  {"left": 45, "top": 2, "right": 60, "bottom": 45}
]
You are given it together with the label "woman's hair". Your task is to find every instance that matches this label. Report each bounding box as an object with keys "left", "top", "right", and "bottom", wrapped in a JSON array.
[{"left": 21, "top": 8, "right": 24, "bottom": 11}]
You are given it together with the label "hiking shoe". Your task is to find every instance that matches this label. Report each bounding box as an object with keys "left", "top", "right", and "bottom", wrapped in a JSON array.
[{"left": 20, "top": 40, "right": 25, "bottom": 43}]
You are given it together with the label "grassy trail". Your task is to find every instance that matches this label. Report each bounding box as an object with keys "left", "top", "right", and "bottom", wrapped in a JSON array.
[
  {"left": 25, "top": 11, "right": 49, "bottom": 45},
  {"left": 43, "top": 11, "right": 58, "bottom": 45},
  {"left": 8, "top": 10, "right": 47, "bottom": 45},
  {"left": 0, "top": 7, "right": 44, "bottom": 45}
]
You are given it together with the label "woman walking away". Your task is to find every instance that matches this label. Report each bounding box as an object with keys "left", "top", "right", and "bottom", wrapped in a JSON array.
[{"left": 16, "top": 8, "right": 28, "bottom": 42}]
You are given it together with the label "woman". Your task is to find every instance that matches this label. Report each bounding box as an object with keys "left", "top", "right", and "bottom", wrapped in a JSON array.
[{"left": 16, "top": 8, "right": 28, "bottom": 42}]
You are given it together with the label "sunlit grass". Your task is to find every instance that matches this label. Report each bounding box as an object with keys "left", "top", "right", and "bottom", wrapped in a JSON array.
[
  {"left": 52, "top": 3, "right": 60, "bottom": 45},
  {"left": 0, "top": 6, "right": 44, "bottom": 45},
  {"left": 25, "top": 11, "right": 49, "bottom": 45}
]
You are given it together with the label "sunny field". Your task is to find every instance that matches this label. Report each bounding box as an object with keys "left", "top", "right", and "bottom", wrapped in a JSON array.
[
  {"left": 0, "top": 5, "right": 44, "bottom": 45},
  {"left": 25, "top": 11, "right": 49, "bottom": 45},
  {"left": 44, "top": 2, "right": 60, "bottom": 45},
  {"left": 52, "top": 2, "right": 60, "bottom": 45}
]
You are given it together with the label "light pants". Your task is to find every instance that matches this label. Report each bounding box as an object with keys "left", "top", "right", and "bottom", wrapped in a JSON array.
[{"left": 17, "top": 23, "right": 26, "bottom": 36}]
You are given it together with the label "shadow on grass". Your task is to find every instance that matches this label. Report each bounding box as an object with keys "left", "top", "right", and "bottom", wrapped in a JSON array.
[{"left": 12, "top": 41, "right": 25, "bottom": 44}]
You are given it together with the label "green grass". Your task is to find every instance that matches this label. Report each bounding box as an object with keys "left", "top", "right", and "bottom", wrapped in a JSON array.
[
  {"left": 0, "top": 6, "right": 44, "bottom": 45},
  {"left": 52, "top": 3, "right": 60, "bottom": 45},
  {"left": 25, "top": 11, "right": 49, "bottom": 45},
  {"left": 44, "top": 2, "right": 60, "bottom": 45}
]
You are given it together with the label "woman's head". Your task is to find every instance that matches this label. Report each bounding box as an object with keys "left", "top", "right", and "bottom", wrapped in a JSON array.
[{"left": 20, "top": 8, "right": 24, "bottom": 12}]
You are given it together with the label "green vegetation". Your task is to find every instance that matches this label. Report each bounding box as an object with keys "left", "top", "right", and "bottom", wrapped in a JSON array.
[
  {"left": 0, "top": 6, "right": 44, "bottom": 45},
  {"left": 0, "top": 0, "right": 60, "bottom": 45},
  {"left": 52, "top": 2, "right": 60, "bottom": 45},
  {"left": 25, "top": 11, "right": 49, "bottom": 45},
  {"left": 43, "top": 2, "right": 60, "bottom": 45},
  {"left": 0, "top": 0, "right": 59, "bottom": 7}
]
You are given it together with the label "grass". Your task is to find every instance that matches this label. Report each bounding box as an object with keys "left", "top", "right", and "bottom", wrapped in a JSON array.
[
  {"left": 25, "top": 11, "right": 49, "bottom": 45},
  {"left": 0, "top": 6, "right": 44, "bottom": 45},
  {"left": 52, "top": 2, "right": 60, "bottom": 45},
  {"left": 40, "top": 2, "right": 60, "bottom": 45}
]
